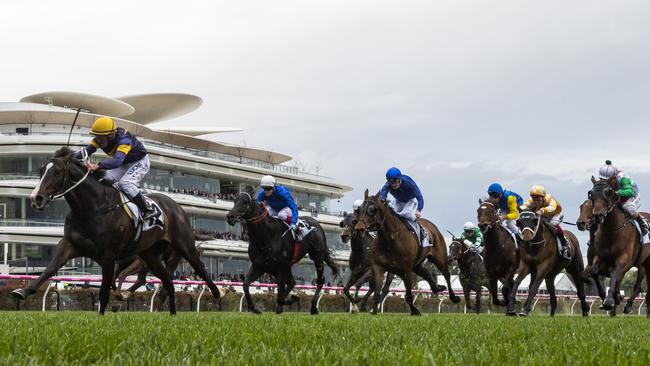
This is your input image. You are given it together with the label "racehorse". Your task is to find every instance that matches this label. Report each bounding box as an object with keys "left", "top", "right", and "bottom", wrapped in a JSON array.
[
  {"left": 476, "top": 200, "right": 518, "bottom": 307},
  {"left": 355, "top": 190, "right": 460, "bottom": 316},
  {"left": 10, "top": 147, "right": 221, "bottom": 315},
  {"left": 339, "top": 211, "right": 394, "bottom": 312},
  {"left": 587, "top": 176, "right": 650, "bottom": 317},
  {"left": 226, "top": 188, "right": 339, "bottom": 315},
  {"left": 576, "top": 197, "right": 650, "bottom": 314},
  {"left": 448, "top": 239, "right": 488, "bottom": 314},
  {"left": 507, "top": 211, "right": 590, "bottom": 316}
]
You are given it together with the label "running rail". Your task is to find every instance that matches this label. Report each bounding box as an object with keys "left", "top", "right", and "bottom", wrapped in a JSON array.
[{"left": 1, "top": 274, "right": 644, "bottom": 314}]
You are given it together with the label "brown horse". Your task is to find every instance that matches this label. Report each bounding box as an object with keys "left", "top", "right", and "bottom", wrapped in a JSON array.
[
  {"left": 587, "top": 177, "right": 650, "bottom": 316},
  {"left": 576, "top": 197, "right": 650, "bottom": 314},
  {"left": 355, "top": 190, "right": 460, "bottom": 316},
  {"left": 10, "top": 147, "right": 221, "bottom": 315},
  {"left": 476, "top": 201, "right": 518, "bottom": 307},
  {"left": 506, "top": 211, "right": 589, "bottom": 316},
  {"left": 448, "top": 239, "right": 488, "bottom": 314}
]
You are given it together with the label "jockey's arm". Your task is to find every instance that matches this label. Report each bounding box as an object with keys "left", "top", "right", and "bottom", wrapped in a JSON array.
[
  {"left": 98, "top": 150, "right": 127, "bottom": 170},
  {"left": 256, "top": 190, "right": 266, "bottom": 203},
  {"left": 520, "top": 198, "right": 533, "bottom": 211},
  {"left": 474, "top": 228, "right": 484, "bottom": 246},
  {"left": 617, "top": 177, "right": 635, "bottom": 198},
  {"left": 541, "top": 196, "right": 558, "bottom": 214},
  {"left": 379, "top": 182, "right": 390, "bottom": 201},
  {"left": 505, "top": 195, "right": 519, "bottom": 220},
  {"left": 74, "top": 139, "right": 99, "bottom": 160}
]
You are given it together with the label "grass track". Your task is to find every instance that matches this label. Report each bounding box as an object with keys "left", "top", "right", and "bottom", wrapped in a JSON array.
[{"left": 1, "top": 312, "right": 649, "bottom": 365}]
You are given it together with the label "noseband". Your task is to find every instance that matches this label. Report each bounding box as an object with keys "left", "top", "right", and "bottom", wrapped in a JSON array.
[
  {"left": 234, "top": 192, "right": 268, "bottom": 224},
  {"left": 590, "top": 181, "right": 618, "bottom": 219},
  {"left": 478, "top": 202, "right": 499, "bottom": 232},
  {"left": 46, "top": 150, "right": 92, "bottom": 200},
  {"left": 519, "top": 211, "right": 545, "bottom": 245}
]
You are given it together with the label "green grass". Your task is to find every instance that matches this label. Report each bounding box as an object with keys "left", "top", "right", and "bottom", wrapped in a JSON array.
[{"left": 0, "top": 312, "right": 649, "bottom": 365}]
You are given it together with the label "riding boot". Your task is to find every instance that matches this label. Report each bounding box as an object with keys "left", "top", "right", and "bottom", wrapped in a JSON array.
[
  {"left": 558, "top": 234, "right": 571, "bottom": 261},
  {"left": 635, "top": 216, "right": 649, "bottom": 238},
  {"left": 132, "top": 193, "right": 156, "bottom": 221}
]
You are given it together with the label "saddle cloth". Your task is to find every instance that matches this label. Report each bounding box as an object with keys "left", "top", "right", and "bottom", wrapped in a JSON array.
[
  {"left": 500, "top": 221, "right": 518, "bottom": 245},
  {"left": 278, "top": 218, "right": 317, "bottom": 241},
  {"left": 118, "top": 191, "right": 165, "bottom": 233},
  {"left": 632, "top": 220, "right": 649, "bottom": 245},
  {"left": 394, "top": 213, "right": 433, "bottom": 247}
]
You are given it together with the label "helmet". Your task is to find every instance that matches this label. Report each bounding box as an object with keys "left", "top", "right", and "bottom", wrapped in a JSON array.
[
  {"left": 463, "top": 222, "right": 475, "bottom": 231},
  {"left": 91, "top": 117, "right": 117, "bottom": 136},
  {"left": 530, "top": 185, "right": 546, "bottom": 197},
  {"left": 487, "top": 183, "right": 504, "bottom": 195},
  {"left": 260, "top": 175, "right": 276, "bottom": 188},
  {"left": 352, "top": 199, "right": 364, "bottom": 210},
  {"left": 386, "top": 167, "right": 402, "bottom": 180},
  {"left": 599, "top": 160, "right": 618, "bottom": 180}
]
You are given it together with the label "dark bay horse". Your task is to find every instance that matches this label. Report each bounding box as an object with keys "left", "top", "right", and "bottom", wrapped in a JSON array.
[
  {"left": 507, "top": 211, "right": 589, "bottom": 316},
  {"left": 448, "top": 239, "right": 488, "bottom": 314},
  {"left": 10, "top": 147, "right": 221, "bottom": 315},
  {"left": 587, "top": 177, "right": 650, "bottom": 317},
  {"left": 340, "top": 211, "right": 394, "bottom": 312},
  {"left": 355, "top": 190, "right": 460, "bottom": 316},
  {"left": 226, "top": 189, "right": 339, "bottom": 315},
  {"left": 476, "top": 201, "right": 518, "bottom": 307},
  {"left": 576, "top": 197, "right": 650, "bottom": 314}
]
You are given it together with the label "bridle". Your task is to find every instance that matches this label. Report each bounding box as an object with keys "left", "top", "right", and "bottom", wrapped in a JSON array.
[
  {"left": 589, "top": 181, "right": 618, "bottom": 219},
  {"left": 234, "top": 192, "right": 268, "bottom": 224},
  {"left": 518, "top": 211, "right": 545, "bottom": 246},
  {"left": 478, "top": 201, "right": 499, "bottom": 233},
  {"left": 450, "top": 240, "right": 483, "bottom": 262},
  {"left": 44, "top": 150, "right": 92, "bottom": 201}
]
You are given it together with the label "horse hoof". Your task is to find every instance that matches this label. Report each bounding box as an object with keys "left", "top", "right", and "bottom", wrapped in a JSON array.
[
  {"left": 449, "top": 295, "right": 461, "bottom": 304},
  {"left": 11, "top": 289, "right": 28, "bottom": 300},
  {"left": 518, "top": 312, "right": 528, "bottom": 317},
  {"left": 275, "top": 308, "right": 284, "bottom": 315},
  {"left": 433, "top": 285, "right": 447, "bottom": 294},
  {"left": 506, "top": 311, "right": 517, "bottom": 316},
  {"left": 623, "top": 307, "right": 632, "bottom": 314},
  {"left": 311, "top": 308, "right": 319, "bottom": 315},
  {"left": 411, "top": 310, "right": 422, "bottom": 316},
  {"left": 351, "top": 304, "right": 359, "bottom": 313},
  {"left": 251, "top": 309, "right": 262, "bottom": 315}
]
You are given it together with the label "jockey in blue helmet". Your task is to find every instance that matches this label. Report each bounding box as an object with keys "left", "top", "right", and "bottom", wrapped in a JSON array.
[
  {"left": 487, "top": 183, "right": 524, "bottom": 235},
  {"left": 379, "top": 167, "right": 428, "bottom": 246}
]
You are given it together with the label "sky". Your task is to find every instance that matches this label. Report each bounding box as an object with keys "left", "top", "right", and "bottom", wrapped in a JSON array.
[{"left": 2, "top": 0, "right": 650, "bottom": 243}]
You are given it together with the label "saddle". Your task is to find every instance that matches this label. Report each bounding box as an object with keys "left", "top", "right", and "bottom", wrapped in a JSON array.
[
  {"left": 118, "top": 190, "right": 165, "bottom": 242},
  {"left": 394, "top": 213, "right": 433, "bottom": 247}
]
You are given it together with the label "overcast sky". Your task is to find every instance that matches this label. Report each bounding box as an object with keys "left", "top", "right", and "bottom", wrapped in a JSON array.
[{"left": 2, "top": 1, "right": 650, "bottom": 242}]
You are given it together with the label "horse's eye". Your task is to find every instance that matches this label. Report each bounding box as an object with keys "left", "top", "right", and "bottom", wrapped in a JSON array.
[
  {"left": 368, "top": 205, "right": 376, "bottom": 215},
  {"left": 588, "top": 191, "right": 593, "bottom": 199}
]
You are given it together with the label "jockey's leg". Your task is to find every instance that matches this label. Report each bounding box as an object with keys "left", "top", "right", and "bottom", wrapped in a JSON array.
[
  {"left": 551, "top": 214, "right": 570, "bottom": 260},
  {"left": 395, "top": 198, "right": 426, "bottom": 245},
  {"left": 623, "top": 196, "right": 648, "bottom": 236},
  {"left": 277, "top": 207, "right": 293, "bottom": 226},
  {"left": 118, "top": 156, "right": 155, "bottom": 220},
  {"left": 505, "top": 219, "right": 519, "bottom": 236},
  {"left": 277, "top": 207, "right": 302, "bottom": 262}
]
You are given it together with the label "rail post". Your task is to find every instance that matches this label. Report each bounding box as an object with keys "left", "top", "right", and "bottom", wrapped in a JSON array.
[
  {"left": 238, "top": 293, "right": 246, "bottom": 312},
  {"left": 438, "top": 295, "right": 447, "bottom": 313},
  {"left": 149, "top": 285, "right": 161, "bottom": 313},
  {"left": 570, "top": 299, "right": 579, "bottom": 315},
  {"left": 380, "top": 293, "right": 390, "bottom": 313},
  {"left": 41, "top": 282, "right": 54, "bottom": 312},
  {"left": 196, "top": 285, "right": 206, "bottom": 313},
  {"left": 316, "top": 293, "right": 324, "bottom": 311},
  {"left": 588, "top": 298, "right": 598, "bottom": 315},
  {"left": 638, "top": 299, "right": 646, "bottom": 316}
]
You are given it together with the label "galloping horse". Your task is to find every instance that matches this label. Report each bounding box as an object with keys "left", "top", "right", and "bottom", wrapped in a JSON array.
[
  {"left": 476, "top": 201, "right": 518, "bottom": 306},
  {"left": 11, "top": 147, "right": 221, "bottom": 315},
  {"left": 507, "top": 211, "right": 589, "bottom": 316},
  {"left": 587, "top": 177, "right": 650, "bottom": 316},
  {"left": 355, "top": 190, "right": 460, "bottom": 316},
  {"left": 576, "top": 197, "right": 650, "bottom": 314},
  {"left": 226, "top": 189, "right": 339, "bottom": 315},
  {"left": 340, "top": 211, "right": 394, "bottom": 312},
  {"left": 448, "top": 239, "right": 488, "bottom": 314}
]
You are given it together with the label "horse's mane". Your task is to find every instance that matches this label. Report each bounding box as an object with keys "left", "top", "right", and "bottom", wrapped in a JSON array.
[{"left": 54, "top": 146, "right": 74, "bottom": 159}]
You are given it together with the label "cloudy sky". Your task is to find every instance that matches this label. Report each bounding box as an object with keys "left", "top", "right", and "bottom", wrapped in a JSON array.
[{"left": 2, "top": 1, "right": 650, "bottom": 241}]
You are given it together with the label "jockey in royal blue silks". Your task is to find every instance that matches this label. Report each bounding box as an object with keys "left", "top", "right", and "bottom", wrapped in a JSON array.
[
  {"left": 75, "top": 116, "right": 156, "bottom": 220},
  {"left": 257, "top": 175, "right": 308, "bottom": 263},
  {"left": 379, "top": 167, "right": 430, "bottom": 246}
]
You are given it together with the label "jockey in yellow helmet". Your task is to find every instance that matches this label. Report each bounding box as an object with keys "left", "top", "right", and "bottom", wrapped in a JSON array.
[{"left": 520, "top": 185, "right": 570, "bottom": 260}]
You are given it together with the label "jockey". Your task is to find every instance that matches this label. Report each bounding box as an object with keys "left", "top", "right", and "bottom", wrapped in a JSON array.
[
  {"left": 352, "top": 199, "right": 364, "bottom": 213},
  {"left": 379, "top": 167, "right": 428, "bottom": 246},
  {"left": 75, "top": 116, "right": 155, "bottom": 220},
  {"left": 487, "top": 183, "right": 523, "bottom": 235},
  {"left": 257, "top": 175, "right": 299, "bottom": 230},
  {"left": 520, "top": 185, "right": 570, "bottom": 260},
  {"left": 460, "top": 222, "right": 484, "bottom": 254},
  {"left": 598, "top": 160, "right": 649, "bottom": 236}
]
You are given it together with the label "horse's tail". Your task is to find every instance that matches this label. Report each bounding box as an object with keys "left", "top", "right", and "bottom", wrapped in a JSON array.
[{"left": 319, "top": 226, "right": 340, "bottom": 279}]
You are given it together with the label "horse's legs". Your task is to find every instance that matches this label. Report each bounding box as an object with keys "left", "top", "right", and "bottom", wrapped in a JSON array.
[
  {"left": 624, "top": 267, "right": 645, "bottom": 314},
  {"left": 413, "top": 262, "right": 441, "bottom": 300},
  {"left": 462, "top": 285, "right": 472, "bottom": 312},
  {"left": 507, "top": 262, "right": 530, "bottom": 315},
  {"left": 310, "top": 261, "right": 325, "bottom": 315},
  {"left": 401, "top": 272, "right": 420, "bottom": 316},
  {"left": 429, "top": 256, "right": 459, "bottom": 303},
  {"left": 565, "top": 266, "right": 590, "bottom": 317},
  {"left": 521, "top": 263, "right": 552, "bottom": 316},
  {"left": 343, "top": 268, "right": 366, "bottom": 311},
  {"left": 123, "top": 267, "right": 147, "bottom": 298},
  {"left": 645, "top": 263, "right": 650, "bottom": 318},
  {"left": 275, "top": 272, "right": 287, "bottom": 314},
  {"left": 369, "top": 263, "right": 385, "bottom": 315},
  {"left": 98, "top": 259, "right": 116, "bottom": 315},
  {"left": 139, "top": 246, "right": 176, "bottom": 315},
  {"left": 381, "top": 272, "right": 395, "bottom": 301},
  {"left": 488, "top": 278, "right": 505, "bottom": 306},
  {"left": 474, "top": 288, "right": 482, "bottom": 314},
  {"left": 545, "top": 276, "right": 558, "bottom": 316},
  {"left": 12, "top": 238, "right": 77, "bottom": 299},
  {"left": 589, "top": 257, "right": 607, "bottom": 300},
  {"left": 242, "top": 266, "right": 264, "bottom": 314},
  {"left": 604, "top": 257, "right": 632, "bottom": 316},
  {"left": 174, "top": 241, "right": 221, "bottom": 300}
]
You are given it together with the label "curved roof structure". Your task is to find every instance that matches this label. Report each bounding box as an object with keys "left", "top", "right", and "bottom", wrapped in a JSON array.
[
  {"left": 20, "top": 91, "right": 135, "bottom": 117},
  {"left": 117, "top": 93, "right": 203, "bottom": 124},
  {"left": 0, "top": 101, "right": 292, "bottom": 164}
]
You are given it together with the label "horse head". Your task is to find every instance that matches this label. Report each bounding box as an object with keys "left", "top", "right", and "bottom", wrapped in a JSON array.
[
  {"left": 226, "top": 187, "right": 260, "bottom": 225},
  {"left": 476, "top": 201, "right": 498, "bottom": 233},
  {"left": 576, "top": 199, "right": 594, "bottom": 231},
  {"left": 448, "top": 239, "right": 465, "bottom": 262},
  {"left": 354, "top": 189, "right": 385, "bottom": 233},
  {"left": 517, "top": 211, "right": 541, "bottom": 242},
  {"left": 589, "top": 175, "right": 619, "bottom": 225},
  {"left": 339, "top": 211, "right": 358, "bottom": 243},
  {"left": 30, "top": 147, "right": 88, "bottom": 210}
]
